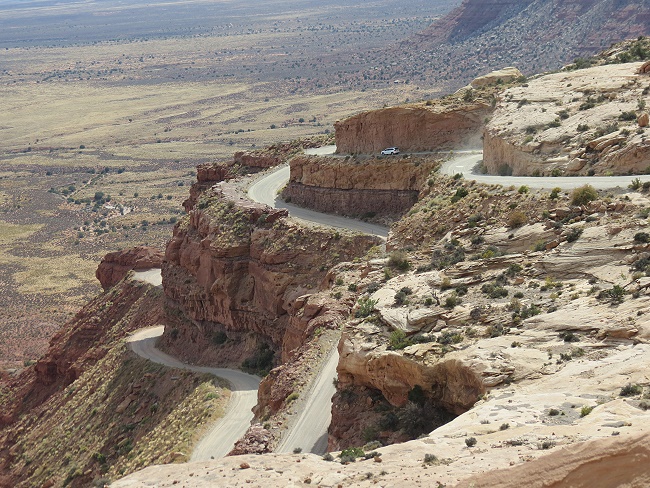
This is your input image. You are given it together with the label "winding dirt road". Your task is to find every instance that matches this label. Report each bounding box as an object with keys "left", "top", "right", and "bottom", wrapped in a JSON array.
[
  {"left": 247, "top": 145, "right": 388, "bottom": 239},
  {"left": 440, "top": 151, "right": 650, "bottom": 189},
  {"left": 127, "top": 326, "right": 260, "bottom": 461},
  {"left": 274, "top": 348, "right": 339, "bottom": 455}
]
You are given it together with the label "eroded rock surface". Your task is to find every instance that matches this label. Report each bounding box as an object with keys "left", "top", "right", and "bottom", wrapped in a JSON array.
[
  {"left": 282, "top": 154, "right": 439, "bottom": 217},
  {"left": 96, "top": 246, "right": 164, "bottom": 290},
  {"left": 334, "top": 101, "right": 491, "bottom": 154},
  {"left": 484, "top": 61, "right": 650, "bottom": 175},
  {"left": 159, "top": 182, "right": 380, "bottom": 370}
]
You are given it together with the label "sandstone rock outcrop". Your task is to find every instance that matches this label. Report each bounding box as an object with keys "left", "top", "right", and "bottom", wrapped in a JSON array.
[
  {"left": 160, "top": 183, "right": 381, "bottom": 367},
  {"left": 470, "top": 67, "right": 523, "bottom": 88},
  {"left": 282, "top": 154, "right": 439, "bottom": 217},
  {"left": 334, "top": 102, "right": 491, "bottom": 155},
  {"left": 483, "top": 62, "right": 650, "bottom": 175},
  {"left": 95, "top": 246, "right": 164, "bottom": 289},
  {"left": 182, "top": 162, "right": 240, "bottom": 211}
]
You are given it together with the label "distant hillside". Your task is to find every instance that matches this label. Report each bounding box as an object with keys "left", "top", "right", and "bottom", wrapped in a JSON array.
[{"left": 397, "top": 0, "right": 650, "bottom": 91}]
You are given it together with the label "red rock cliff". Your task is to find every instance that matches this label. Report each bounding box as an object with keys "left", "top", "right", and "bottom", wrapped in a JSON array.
[
  {"left": 96, "top": 246, "right": 164, "bottom": 289},
  {"left": 159, "top": 183, "right": 381, "bottom": 365},
  {"left": 334, "top": 103, "right": 490, "bottom": 155}
]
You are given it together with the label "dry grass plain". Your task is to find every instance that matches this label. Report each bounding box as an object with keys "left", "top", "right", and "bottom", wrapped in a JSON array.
[{"left": 0, "top": 0, "right": 452, "bottom": 371}]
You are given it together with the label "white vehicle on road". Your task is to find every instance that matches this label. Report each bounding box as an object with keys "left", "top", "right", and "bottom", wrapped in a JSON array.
[{"left": 380, "top": 147, "right": 399, "bottom": 155}]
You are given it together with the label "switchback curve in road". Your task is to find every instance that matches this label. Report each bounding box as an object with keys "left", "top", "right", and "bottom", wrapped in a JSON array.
[
  {"left": 440, "top": 151, "right": 650, "bottom": 190},
  {"left": 127, "top": 326, "right": 260, "bottom": 461},
  {"left": 247, "top": 152, "right": 389, "bottom": 239}
]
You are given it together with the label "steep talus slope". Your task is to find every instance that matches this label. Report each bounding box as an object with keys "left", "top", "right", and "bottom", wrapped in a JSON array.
[
  {"left": 400, "top": 0, "right": 650, "bottom": 90},
  {"left": 0, "top": 277, "right": 228, "bottom": 488}
]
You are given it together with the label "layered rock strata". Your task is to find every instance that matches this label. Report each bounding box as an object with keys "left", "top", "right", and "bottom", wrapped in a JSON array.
[
  {"left": 335, "top": 102, "right": 490, "bottom": 155},
  {"left": 95, "top": 246, "right": 164, "bottom": 289},
  {"left": 282, "top": 155, "right": 439, "bottom": 217}
]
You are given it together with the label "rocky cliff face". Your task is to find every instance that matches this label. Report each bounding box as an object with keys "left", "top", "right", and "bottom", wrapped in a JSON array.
[
  {"left": 334, "top": 102, "right": 490, "bottom": 155},
  {"left": 95, "top": 246, "right": 164, "bottom": 289},
  {"left": 282, "top": 154, "right": 439, "bottom": 217},
  {"left": 159, "top": 182, "right": 380, "bottom": 368},
  {"left": 483, "top": 59, "right": 650, "bottom": 175}
]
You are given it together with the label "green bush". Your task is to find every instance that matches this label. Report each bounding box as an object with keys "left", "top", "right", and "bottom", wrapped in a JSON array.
[
  {"left": 389, "top": 330, "right": 413, "bottom": 350},
  {"left": 566, "top": 228, "right": 583, "bottom": 243},
  {"left": 571, "top": 185, "right": 598, "bottom": 206},
  {"left": 597, "top": 285, "right": 626, "bottom": 304},
  {"left": 339, "top": 447, "right": 365, "bottom": 462},
  {"left": 507, "top": 211, "right": 527, "bottom": 228},
  {"left": 355, "top": 297, "right": 377, "bottom": 318},
  {"left": 620, "top": 384, "right": 642, "bottom": 397},
  {"left": 388, "top": 251, "right": 410, "bottom": 271}
]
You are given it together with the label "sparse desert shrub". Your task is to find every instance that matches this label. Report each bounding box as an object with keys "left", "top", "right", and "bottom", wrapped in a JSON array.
[
  {"left": 388, "top": 251, "right": 410, "bottom": 271},
  {"left": 465, "top": 437, "right": 477, "bottom": 447},
  {"left": 500, "top": 423, "right": 510, "bottom": 431},
  {"left": 424, "top": 453, "right": 438, "bottom": 464},
  {"left": 339, "top": 447, "right": 365, "bottom": 463},
  {"left": 323, "top": 453, "right": 334, "bottom": 461},
  {"left": 630, "top": 178, "right": 643, "bottom": 190},
  {"left": 580, "top": 405, "right": 594, "bottom": 417},
  {"left": 437, "top": 330, "right": 463, "bottom": 345},
  {"left": 571, "top": 185, "right": 598, "bottom": 206},
  {"left": 548, "top": 408, "right": 560, "bottom": 416},
  {"left": 293, "top": 447, "right": 302, "bottom": 454},
  {"left": 634, "top": 232, "right": 650, "bottom": 243},
  {"left": 505, "top": 263, "right": 523, "bottom": 277},
  {"left": 559, "top": 331, "right": 580, "bottom": 343},
  {"left": 620, "top": 384, "right": 643, "bottom": 397},
  {"left": 597, "top": 285, "right": 626, "bottom": 304},
  {"left": 481, "top": 282, "right": 508, "bottom": 299},
  {"left": 430, "top": 245, "right": 465, "bottom": 269},
  {"left": 565, "top": 227, "right": 583, "bottom": 243},
  {"left": 619, "top": 111, "right": 637, "bottom": 121},
  {"left": 355, "top": 297, "right": 377, "bottom": 318},
  {"left": 366, "top": 281, "right": 381, "bottom": 294},
  {"left": 539, "top": 440, "right": 555, "bottom": 450},
  {"left": 443, "top": 293, "right": 459, "bottom": 309},
  {"left": 389, "top": 330, "right": 413, "bottom": 350},
  {"left": 451, "top": 187, "right": 469, "bottom": 203},
  {"left": 507, "top": 211, "right": 527, "bottom": 228}
]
